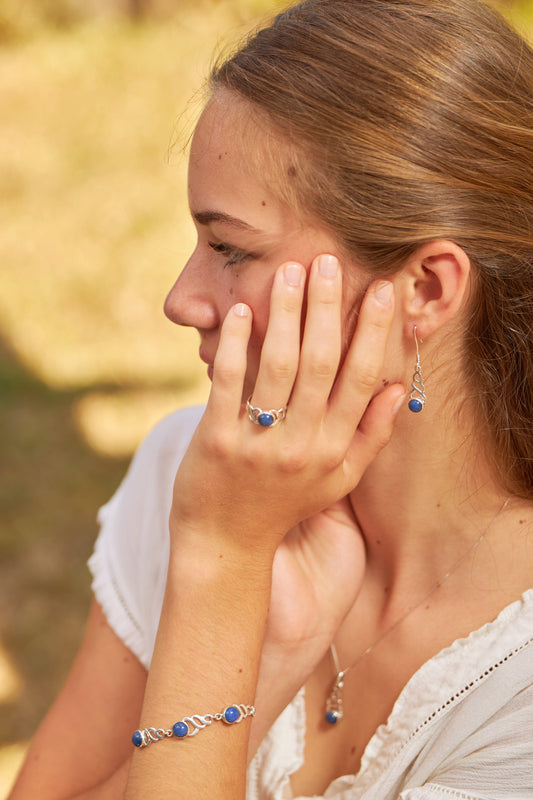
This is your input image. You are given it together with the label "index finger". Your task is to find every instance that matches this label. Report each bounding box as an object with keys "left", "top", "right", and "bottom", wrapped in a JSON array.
[
  {"left": 206, "top": 302, "right": 253, "bottom": 423},
  {"left": 328, "top": 279, "right": 395, "bottom": 432}
]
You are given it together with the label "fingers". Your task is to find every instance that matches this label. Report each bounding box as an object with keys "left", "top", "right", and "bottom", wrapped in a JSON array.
[
  {"left": 345, "top": 383, "right": 405, "bottom": 474},
  {"left": 318, "top": 277, "right": 403, "bottom": 490},
  {"left": 209, "top": 255, "right": 400, "bottom": 458},
  {"left": 328, "top": 279, "right": 397, "bottom": 437},
  {"left": 250, "top": 256, "right": 397, "bottom": 437},
  {"left": 252, "top": 254, "right": 343, "bottom": 433},
  {"left": 251, "top": 262, "right": 305, "bottom": 411},
  {"left": 207, "top": 302, "right": 253, "bottom": 421},
  {"left": 289, "top": 255, "right": 343, "bottom": 426}
]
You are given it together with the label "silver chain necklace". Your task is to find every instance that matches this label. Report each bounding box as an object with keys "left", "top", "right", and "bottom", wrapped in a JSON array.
[{"left": 325, "top": 498, "right": 510, "bottom": 725}]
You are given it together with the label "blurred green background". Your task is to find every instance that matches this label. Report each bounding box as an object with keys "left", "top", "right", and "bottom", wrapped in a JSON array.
[{"left": 0, "top": 0, "right": 531, "bottom": 794}]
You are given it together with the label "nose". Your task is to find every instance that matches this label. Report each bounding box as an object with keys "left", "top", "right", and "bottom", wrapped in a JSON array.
[{"left": 164, "top": 252, "right": 218, "bottom": 330}]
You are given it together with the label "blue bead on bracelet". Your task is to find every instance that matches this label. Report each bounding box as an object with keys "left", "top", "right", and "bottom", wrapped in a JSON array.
[{"left": 132, "top": 704, "right": 255, "bottom": 747}]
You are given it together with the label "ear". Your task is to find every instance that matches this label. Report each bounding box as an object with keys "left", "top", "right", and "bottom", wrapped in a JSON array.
[{"left": 397, "top": 240, "right": 472, "bottom": 338}]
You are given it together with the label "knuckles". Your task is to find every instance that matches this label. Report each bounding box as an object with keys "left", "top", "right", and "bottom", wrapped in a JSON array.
[
  {"left": 306, "top": 357, "right": 337, "bottom": 382},
  {"left": 277, "top": 444, "right": 312, "bottom": 474},
  {"left": 205, "top": 426, "right": 237, "bottom": 459},
  {"left": 355, "top": 367, "right": 381, "bottom": 391},
  {"left": 320, "top": 443, "right": 349, "bottom": 472},
  {"left": 262, "top": 356, "right": 297, "bottom": 383},
  {"left": 212, "top": 364, "right": 245, "bottom": 385},
  {"left": 205, "top": 415, "right": 348, "bottom": 478}
]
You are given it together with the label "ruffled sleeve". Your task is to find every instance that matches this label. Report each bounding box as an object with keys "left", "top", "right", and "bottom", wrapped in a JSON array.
[
  {"left": 247, "top": 689, "right": 306, "bottom": 800},
  {"left": 88, "top": 405, "right": 205, "bottom": 669}
]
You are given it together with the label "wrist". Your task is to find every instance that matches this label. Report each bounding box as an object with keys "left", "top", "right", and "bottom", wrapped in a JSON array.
[
  {"left": 168, "top": 517, "right": 278, "bottom": 578},
  {"left": 169, "top": 501, "right": 287, "bottom": 562}
]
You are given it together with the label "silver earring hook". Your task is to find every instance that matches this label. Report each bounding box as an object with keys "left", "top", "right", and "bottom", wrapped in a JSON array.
[{"left": 408, "top": 326, "right": 426, "bottom": 412}]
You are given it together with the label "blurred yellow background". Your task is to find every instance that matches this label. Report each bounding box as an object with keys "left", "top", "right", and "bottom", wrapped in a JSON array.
[{"left": 0, "top": 0, "right": 531, "bottom": 794}]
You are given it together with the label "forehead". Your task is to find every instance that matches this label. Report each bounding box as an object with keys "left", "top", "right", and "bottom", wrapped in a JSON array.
[
  {"left": 190, "top": 92, "right": 254, "bottom": 165},
  {"left": 189, "top": 94, "right": 271, "bottom": 196},
  {"left": 188, "top": 92, "right": 304, "bottom": 231}
]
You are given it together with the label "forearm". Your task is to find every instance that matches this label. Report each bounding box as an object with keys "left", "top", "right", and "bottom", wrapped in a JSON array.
[
  {"left": 247, "top": 647, "right": 310, "bottom": 762},
  {"left": 70, "top": 761, "right": 131, "bottom": 800},
  {"left": 125, "top": 539, "right": 272, "bottom": 799}
]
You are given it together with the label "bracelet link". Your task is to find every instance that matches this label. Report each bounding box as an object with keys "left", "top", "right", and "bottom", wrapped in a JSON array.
[{"left": 132, "top": 704, "right": 255, "bottom": 748}]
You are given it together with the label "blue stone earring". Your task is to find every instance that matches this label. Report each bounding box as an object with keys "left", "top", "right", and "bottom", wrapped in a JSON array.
[{"left": 408, "top": 326, "right": 426, "bottom": 413}]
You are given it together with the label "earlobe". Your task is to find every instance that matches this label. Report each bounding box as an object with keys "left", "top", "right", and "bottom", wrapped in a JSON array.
[{"left": 401, "top": 240, "right": 472, "bottom": 338}]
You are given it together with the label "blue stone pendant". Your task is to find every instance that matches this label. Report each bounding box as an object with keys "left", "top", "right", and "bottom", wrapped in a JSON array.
[
  {"left": 408, "top": 398, "right": 423, "bottom": 413},
  {"left": 325, "top": 670, "right": 345, "bottom": 725}
]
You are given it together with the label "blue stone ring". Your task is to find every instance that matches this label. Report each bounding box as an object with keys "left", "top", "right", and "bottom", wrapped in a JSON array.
[{"left": 246, "top": 396, "right": 288, "bottom": 428}]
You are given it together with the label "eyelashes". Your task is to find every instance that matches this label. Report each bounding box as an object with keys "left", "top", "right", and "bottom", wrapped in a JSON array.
[{"left": 208, "top": 241, "right": 254, "bottom": 269}]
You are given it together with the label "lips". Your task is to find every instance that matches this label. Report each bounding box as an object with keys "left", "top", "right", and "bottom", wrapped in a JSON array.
[
  {"left": 199, "top": 346, "right": 214, "bottom": 366},
  {"left": 199, "top": 347, "right": 215, "bottom": 381}
]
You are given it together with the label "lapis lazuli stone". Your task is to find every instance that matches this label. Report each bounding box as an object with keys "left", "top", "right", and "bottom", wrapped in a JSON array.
[
  {"left": 224, "top": 706, "right": 240, "bottom": 723},
  {"left": 325, "top": 711, "right": 339, "bottom": 725},
  {"left": 173, "top": 721, "right": 189, "bottom": 738},
  {"left": 258, "top": 412, "right": 274, "bottom": 427},
  {"left": 408, "top": 398, "right": 423, "bottom": 413},
  {"left": 132, "top": 730, "right": 143, "bottom": 747}
]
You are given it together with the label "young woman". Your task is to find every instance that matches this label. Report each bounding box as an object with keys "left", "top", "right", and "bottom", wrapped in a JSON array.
[{"left": 10, "top": 1, "right": 533, "bottom": 798}]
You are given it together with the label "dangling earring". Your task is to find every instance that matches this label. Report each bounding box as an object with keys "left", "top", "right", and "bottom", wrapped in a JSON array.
[{"left": 408, "top": 326, "right": 426, "bottom": 413}]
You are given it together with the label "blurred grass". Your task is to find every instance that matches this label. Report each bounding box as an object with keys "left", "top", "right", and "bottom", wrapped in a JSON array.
[
  {"left": 0, "top": 1, "right": 284, "bottom": 795},
  {"left": 0, "top": 0, "right": 531, "bottom": 796}
]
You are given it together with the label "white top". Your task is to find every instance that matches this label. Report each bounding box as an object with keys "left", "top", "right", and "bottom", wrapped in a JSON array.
[{"left": 88, "top": 407, "right": 533, "bottom": 800}]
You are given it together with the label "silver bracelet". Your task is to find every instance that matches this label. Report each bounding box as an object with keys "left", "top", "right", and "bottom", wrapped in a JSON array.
[{"left": 132, "top": 704, "right": 255, "bottom": 747}]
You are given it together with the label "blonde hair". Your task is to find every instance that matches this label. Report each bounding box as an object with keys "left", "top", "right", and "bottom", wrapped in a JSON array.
[{"left": 211, "top": 0, "right": 533, "bottom": 499}]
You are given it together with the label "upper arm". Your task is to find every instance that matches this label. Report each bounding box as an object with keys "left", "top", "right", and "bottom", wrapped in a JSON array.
[{"left": 9, "top": 598, "right": 147, "bottom": 800}]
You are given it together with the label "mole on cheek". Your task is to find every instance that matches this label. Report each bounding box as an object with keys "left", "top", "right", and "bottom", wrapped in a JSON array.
[{"left": 261, "top": 200, "right": 266, "bottom": 206}]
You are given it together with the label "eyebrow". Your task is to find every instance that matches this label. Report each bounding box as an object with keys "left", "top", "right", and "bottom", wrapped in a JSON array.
[{"left": 192, "top": 210, "right": 262, "bottom": 233}]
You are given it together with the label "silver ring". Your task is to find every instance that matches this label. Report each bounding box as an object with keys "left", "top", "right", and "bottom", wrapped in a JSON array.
[{"left": 246, "top": 396, "right": 287, "bottom": 428}]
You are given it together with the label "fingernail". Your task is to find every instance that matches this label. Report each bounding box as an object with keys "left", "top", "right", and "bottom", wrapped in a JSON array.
[
  {"left": 234, "top": 303, "right": 250, "bottom": 317},
  {"left": 374, "top": 280, "right": 393, "bottom": 305},
  {"left": 284, "top": 262, "right": 303, "bottom": 287},
  {"left": 393, "top": 393, "right": 406, "bottom": 416},
  {"left": 318, "top": 254, "right": 338, "bottom": 278}
]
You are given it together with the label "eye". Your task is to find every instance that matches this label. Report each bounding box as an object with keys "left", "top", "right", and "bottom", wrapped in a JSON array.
[{"left": 208, "top": 241, "right": 253, "bottom": 269}]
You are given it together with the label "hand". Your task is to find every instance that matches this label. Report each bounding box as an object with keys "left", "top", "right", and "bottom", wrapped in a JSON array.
[
  {"left": 268, "top": 497, "right": 365, "bottom": 651},
  {"left": 169, "top": 254, "right": 404, "bottom": 561},
  {"left": 247, "top": 497, "right": 366, "bottom": 755}
]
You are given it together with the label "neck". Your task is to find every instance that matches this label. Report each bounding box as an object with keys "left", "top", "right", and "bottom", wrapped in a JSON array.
[{"left": 350, "top": 400, "right": 526, "bottom": 596}]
